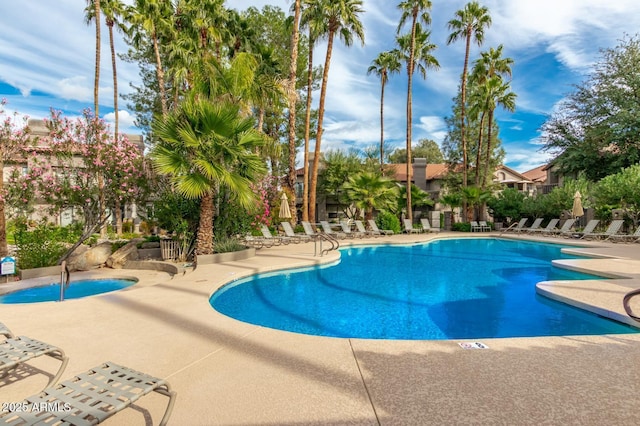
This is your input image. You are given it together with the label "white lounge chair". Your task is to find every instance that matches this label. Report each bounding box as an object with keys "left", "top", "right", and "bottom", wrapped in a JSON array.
[
  {"left": 403, "top": 219, "right": 420, "bottom": 234},
  {"left": 301, "top": 221, "right": 321, "bottom": 240},
  {"left": 368, "top": 219, "right": 394, "bottom": 236},
  {"left": 340, "top": 220, "right": 365, "bottom": 238},
  {"left": 478, "top": 221, "right": 491, "bottom": 232},
  {"left": 320, "top": 221, "right": 347, "bottom": 239},
  {"left": 552, "top": 218, "right": 577, "bottom": 237},
  {"left": 531, "top": 218, "right": 559, "bottom": 234},
  {"left": 355, "top": 220, "right": 377, "bottom": 237},
  {"left": 521, "top": 218, "right": 544, "bottom": 233},
  {"left": 576, "top": 219, "right": 600, "bottom": 239},
  {"left": 281, "top": 221, "right": 311, "bottom": 243},
  {"left": 502, "top": 218, "right": 528, "bottom": 233},
  {"left": 420, "top": 218, "right": 440, "bottom": 233}
]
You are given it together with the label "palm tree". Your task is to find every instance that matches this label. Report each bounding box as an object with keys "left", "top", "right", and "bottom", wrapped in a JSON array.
[
  {"left": 308, "top": 0, "right": 364, "bottom": 223},
  {"left": 396, "top": 22, "right": 439, "bottom": 220},
  {"left": 300, "top": 0, "right": 327, "bottom": 222},
  {"left": 286, "top": 0, "right": 302, "bottom": 220},
  {"left": 396, "top": 0, "right": 434, "bottom": 222},
  {"left": 342, "top": 172, "right": 399, "bottom": 220},
  {"left": 367, "top": 50, "right": 401, "bottom": 172},
  {"left": 84, "top": 0, "right": 102, "bottom": 115},
  {"left": 447, "top": 1, "right": 492, "bottom": 193},
  {"left": 151, "top": 98, "right": 267, "bottom": 255}
]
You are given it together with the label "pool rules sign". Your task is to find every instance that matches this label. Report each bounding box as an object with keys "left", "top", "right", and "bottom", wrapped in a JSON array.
[{"left": 1, "top": 256, "right": 16, "bottom": 276}]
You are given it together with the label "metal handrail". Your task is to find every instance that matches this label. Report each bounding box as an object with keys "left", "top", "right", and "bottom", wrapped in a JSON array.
[
  {"left": 314, "top": 233, "right": 340, "bottom": 256},
  {"left": 623, "top": 288, "right": 640, "bottom": 322}
]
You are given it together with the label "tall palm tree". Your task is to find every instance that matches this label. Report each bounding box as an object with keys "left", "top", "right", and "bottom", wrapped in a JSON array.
[
  {"left": 481, "top": 77, "right": 516, "bottom": 188},
  {"left": 84, "top": 0, "right": 102, "bottom": 115},
  {"left": 286, "top": 0, "right": 302, "bottom": 220},
  {"left": 308, "top": 0, "right": 365, "bottom": 223},
  {"left": 367, "top": 50, "right": 401, "bottom": 172},
  {"left": 151, "top": 98, "right": 266, "bottom": 255},
  {"left": 396, "top": 0, "right": 433, "bottom": 222},
  {"left": 300, "top": 0, "right": 327, "bottom": 222},
  {"left": 447, "top": 1, "right": 492, "bottom": 193}
]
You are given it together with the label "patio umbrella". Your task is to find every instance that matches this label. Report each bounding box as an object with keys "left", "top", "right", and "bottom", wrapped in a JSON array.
[
  {"left": 279, "top": 193, "right": 291, "bottom": 219},
  {"left": 572, "top": 190, "right": 584, "bottom": 218}
]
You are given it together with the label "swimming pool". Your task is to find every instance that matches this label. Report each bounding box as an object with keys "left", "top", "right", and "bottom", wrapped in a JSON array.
[
  {"left": 210, "top": 238, "right": 638, "bottom": 339},
  {"left": 0, "top": 278, "right": 137, "bottom": 304}
]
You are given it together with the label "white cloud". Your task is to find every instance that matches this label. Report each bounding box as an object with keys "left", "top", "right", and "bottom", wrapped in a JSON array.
[{"left": 103, "top": 110, "right": 138, "bottom": 134}]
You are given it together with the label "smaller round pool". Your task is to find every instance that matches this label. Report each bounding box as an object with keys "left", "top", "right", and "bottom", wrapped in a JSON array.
[{"left": 0, "top": 278, "right": 137, "bottom": 304}]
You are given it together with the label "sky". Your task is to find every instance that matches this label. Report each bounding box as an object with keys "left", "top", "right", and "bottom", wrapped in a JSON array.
[{"left": 1, "top": 1, "right": 639, "bottom": 173}]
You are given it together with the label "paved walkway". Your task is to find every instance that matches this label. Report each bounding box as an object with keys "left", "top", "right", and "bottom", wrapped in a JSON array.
[{"left": 1, "top": 232, "right": 640, "bottom": 425}]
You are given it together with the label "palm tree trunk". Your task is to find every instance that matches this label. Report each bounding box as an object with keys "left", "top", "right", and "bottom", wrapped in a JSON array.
[
  {"left": 461, "top": 32, "right": 471, "bottom": 189},
  {"left": 93, "top": 0, "right": 101, "bottom": 116},
  {"left": 108, "top": 22, "right": 118, "bottom": 136},
  {"left": 311, "top": 31, "right": 336, "bottom": 223},
  {"left": 482, "top": 108, "right": 495, "bottom": 189},
  {"left": 405, "top": 16, "right": 417, "bottom": 222},
  {"left": 474, "top": 111, "right": 486, "bottom": 186},
  {"left": 380, "top": 77, "right": 385, "bottom": 173},
  {"left": 196, "top": 191, "right": 215, "bottom": 255},
  {"left": 152, "top": 30, "right": 168, "bottom": 116},
  {"left": 302, "top": 32, "right": 314, "bottom": 222},
  {"left": 286, "top": 0, "right": 301, "bottom": 222}
]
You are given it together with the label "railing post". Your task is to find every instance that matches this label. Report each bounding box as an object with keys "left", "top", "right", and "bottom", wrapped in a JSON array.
[{"left": 59, "top": 260, "right": 67, "bottom": 302}]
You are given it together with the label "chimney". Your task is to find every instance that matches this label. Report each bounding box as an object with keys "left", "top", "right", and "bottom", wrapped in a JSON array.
[{"left": 413, "top": 158, "right": 427, "bottom": 191}]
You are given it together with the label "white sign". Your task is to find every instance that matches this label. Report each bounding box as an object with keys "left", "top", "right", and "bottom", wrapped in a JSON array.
[
  {"left": 458, "top": 342, "right": 490, "bottom": 350},
  {"left": 1, "top": 257, "right": 16, "bottom": 275}
]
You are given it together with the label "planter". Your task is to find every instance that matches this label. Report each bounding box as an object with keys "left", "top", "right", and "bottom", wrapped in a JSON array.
[
  {"left": 19, "top": 265, "right": 63, "bottom": 280},
  {"left": 196, "top": 247, "right": 255, "bottom": 265}
]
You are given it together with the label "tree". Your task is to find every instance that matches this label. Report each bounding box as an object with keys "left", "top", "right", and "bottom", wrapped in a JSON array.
[
  {"left": 461, "top": 185, "right": 491, "bottom": 221},
  {"left": 396, "top": 0, "right": 438, "bottom": 221},
  {"left": 541, "top": 35, "right": 640, "bottom": 180},
  {"left": 486, "top": 188, "right": 525, "bottom": 224},
  {"left": 595, "top": 165, "right": 640, "bottom": 226},
  {"left": 0, "top": 100, "right": 33, "bottom": 256},
  {"left": 85, "top": 0, "right": 102, "bottom": 116},
  {"left": 342, "top": 172, "right": 399, "bottom": 220},
  {"left": 368, "top": 50, "right": 402, "bottom": 172},
  {"left": 318, "top": 149, "right": 363, "bottom": 216},
  {"left": 151, "top": 98, "right": 266, "bottom": 255},
  {"left": 388, "top": 138, "right": 443, "bottom": 163},
  {"left": 286, "top": 0, "right": 302, "bottom": 220},
  {"left": 447, "top": 1, "right": 492, "bottom": 191},
  {"left": 308, "top": 0, "right": 365, "bottom": 223}
]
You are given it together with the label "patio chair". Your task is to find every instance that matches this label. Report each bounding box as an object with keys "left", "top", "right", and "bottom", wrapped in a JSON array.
[
  {"left": 0, "top": 361, "right": 176, "bottom": 426},
  {"left": 582, "top": 219, "right": 623, "bottom": 240},
  {"left": 478, "top": 221, "right": 491, "bottom": 232},
  {"left": 420, "top": 218, "right": 440, "bottom": 233},
  {"left": 521, "top": 217, "right": 544, "bottom": 233},
  {"left": 355, "top": 220, "right": 377, "bottom": 237},
  {"left": 403, "top": 219, "right": 420, "bottom": 234},
  {"left": 501, "top": 218, "right": 528, "bottom": 233},
  {"left": 301, "top": 221, "right": 321, "bottom": 240},
  {"left": 340, "top": 220, "right": 365, "bottom": 238},
  {"left": 280, "top": 221, "right": 310, "bottom": 243},
  {"left": 574, "top": 219, "right": 600, "bottom": 239},
  {"left": 320, "top": 221, "right": 347, "bottom": 239},
  {"left": 367, "top": 220, "right": 394, "bottom": 236},
  {"left": 1, "top": 335, "right": 69, "bottom": 389},
  {"left": 531, "top": 218, "right": 559, "bottom": 234},
  {"left": 0, "top": 322, "right": 14, "bottom": 339},
  {"left": 552, "top": 218, "right": 577, "bottom": 237}
]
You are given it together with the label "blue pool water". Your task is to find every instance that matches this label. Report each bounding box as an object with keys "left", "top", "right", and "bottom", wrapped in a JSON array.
[
  {"left": 210, "top": 238, "right": 638, "bottom": 339},
  {"left": 0, "top": 279, "right": 137, "bottom": 304}
]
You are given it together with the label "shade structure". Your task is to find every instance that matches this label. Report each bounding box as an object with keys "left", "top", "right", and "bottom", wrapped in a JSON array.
[
  {"left": 572, "top": 191, "right": 584, "bottom": 218},
  {"left": 279, "top": 193, "right": 291, "bottom": 219}
]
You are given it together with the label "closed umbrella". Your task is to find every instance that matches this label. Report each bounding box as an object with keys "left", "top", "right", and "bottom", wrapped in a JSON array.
[
  {"left": 572, "top": 191, "right": 584, "bottom": 219},
  {"left": 279, "top": 193, "right": 291, "bottom": 219}
]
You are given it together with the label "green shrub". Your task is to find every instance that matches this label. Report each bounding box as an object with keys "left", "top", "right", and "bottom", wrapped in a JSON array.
[
  {"left": 14, "top": 223, "right": 69, "bottom": 269},
  {"left": 452, "top": 222, "right": 471, "bottom": 232},
  {"left": 214, "top": 237, "right": 246, "bottom": 253},
  {"left": 144, "top": 235, "right": 161, "bottom": 243},
  {"left": 376, "top": 211, "right": 401, "bottom": 234},
  {"left": 111, "top": 240, "right": 129, "bottom": 253}
]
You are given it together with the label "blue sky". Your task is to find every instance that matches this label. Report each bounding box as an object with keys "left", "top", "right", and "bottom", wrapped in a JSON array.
[{"left": 1, "top": 1, "right": 639, "bottom": 173}]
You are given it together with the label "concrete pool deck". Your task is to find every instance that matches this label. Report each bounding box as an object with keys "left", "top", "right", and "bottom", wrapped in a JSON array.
[{"left": 1, "top": 232, "right": 640, "bottom": 425}]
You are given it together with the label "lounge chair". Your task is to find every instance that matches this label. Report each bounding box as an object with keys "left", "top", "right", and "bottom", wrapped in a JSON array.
[
  {"left": 530, "top": 218, "right": 559, "bottom": 234},
  {"left": 420, "top": 218, "right": 440, "bottom": 233},
  {"left": 521, "top": 218, "right": 544, "bottom": 233},
  {"left": 0, "top": 322, "right": 14, "bottom": 339},
  {"left": 367, "top": 219, "right": 394, "bottom": 236},
  {"left": 340, "top": 220, "right": 365, "bottom": 238},
  {"left": 301, "top": 221, "right": 321, "bottom": 240},
  {"left": 1, "top": 335, "right": 69, "bottom": 389},
  {"left": 551, "top": 218, "right": 576, "bottom": 237},
  {"left": 583, "top": 219, "right": 624, "bottom": 240},
  {"left": 259, "top": 224, "right": 290, "bottom": 245},
  {"left": 609, "top": 226, "right": 640, "bottom": 243},
  {"left": 281, "top": 221, "right": 310, "bottom": 243},
  {"left": 320, "top": 221, "right": 347, "bottom": 239},
  {"left": 0, "top": 361, "right": 176, "bottom": 426},
  {"left": 403, "top": 219, "right": 420, "bottom": 234},
  {"left": 355, "top": 220, "right": 377, "bottom": 237},
  {"left": 576, "top": 219, "right": 600, "bottom": 239},
  {"left": 501, "top": 218, "right": 528, "bottom": 233}
]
